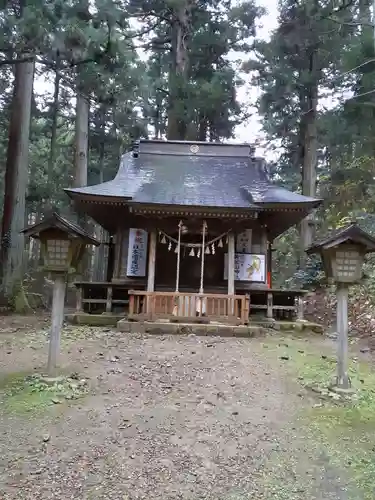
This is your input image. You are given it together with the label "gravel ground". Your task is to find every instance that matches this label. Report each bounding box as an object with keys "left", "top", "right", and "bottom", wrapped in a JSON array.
[{"left": 0, "top": 316, "right": 351, "bottom": 499}]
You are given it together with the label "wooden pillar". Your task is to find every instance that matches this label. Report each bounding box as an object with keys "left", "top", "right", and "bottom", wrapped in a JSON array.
[
  {"left": 336, "top": 284, "right": 350, "bottom": 389},
  {"left": 106, "top": 237, "right": 115, "bottom": 281},
  {"left": 147, "top": 229, "right": 157, "bottom": 318},
  {"left": 120, "top": 227, "right": 129, "bottom": 280},
  {"left": 267, "top": 291, "right": 273, "bottom": 319},
  {"left": 227, "top": 232, "right": 235, "bottom": 315},
  {"left": 48, "top": 273, "right": 66, "bottom": 377},
  {"left": 147, "top": 229, "right": 157, "bottom": 292},
  {"left": 75, "top": 285, "right": 83, "bottom": 313},
  {"left": 113, "top": 228, "right": 130, "bottom": 281},
  {"left": 120, "top": 229, "right": 129, "bottom": 279},
  {"left": 227, "top": 232, "right": 235, "bottom": 295},
  {"left": 105, "top": 285, "right": 113, "bottom": 313},
  {"left": 261, "top": 229, "right": 268, "bottom": 283},
  {"left": 297, "top": 295, "right": 304, "bottom": 321},
  {"left": 268, "top": 242, "right": 273, "bottom": 288},
  {"left": 113, "top": 229, "right": 123, "bottom": 280},
  {"left": 243, "top": 294, "right": 250, "bottom": 325}
]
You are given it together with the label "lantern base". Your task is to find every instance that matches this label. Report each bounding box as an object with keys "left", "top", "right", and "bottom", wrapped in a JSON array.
[
  {"left": 329, "top": 382, "right": 355, "bottom": 395},
  {"left": 40, "top": 375, "right": 65, "bottom": 385}
]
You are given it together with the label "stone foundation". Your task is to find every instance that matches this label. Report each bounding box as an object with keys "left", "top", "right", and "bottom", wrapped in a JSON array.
[
  {"left": 254, "top": 319, "right": 324, "bottom": 334},
  {"left": 65, "top": 313, "right": 324, "bottom": 336},
  {"left": 65, "top": 313, "right": 124, "bottom": 326},
  {"left": 117, "top": 319, "right": 265, "bottom": 337}
]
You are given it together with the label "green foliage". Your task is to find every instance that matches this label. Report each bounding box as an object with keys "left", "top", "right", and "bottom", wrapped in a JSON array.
[
  {"left": 138, "top": 0, "right": 263, "bottom": 140},
  {"left": 286, "top": 256, "right": 324, "bottom": 289},
  {"left": 246, "top": 0, "right": 354, "bottom": 171}
]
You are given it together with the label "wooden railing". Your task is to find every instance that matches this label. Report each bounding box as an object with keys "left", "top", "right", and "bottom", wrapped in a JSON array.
[{"left": 128, "top": 290, "right": 250, "bottom": 325}]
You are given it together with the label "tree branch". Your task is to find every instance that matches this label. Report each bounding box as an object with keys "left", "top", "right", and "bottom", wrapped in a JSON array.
[
  {"left": 117, "top": 19, "right": 161, "bottom": 38},
  {"left": 318, "top": 0, "right": 356, "bottom": 22},
  {"left": 156, "top": 87, "right": 169, "bottom": 95},
  {"left": 346, "top": 88, "right": 375, "bottom": 101},
  {"left": 327, "top": 15, "right": 373, "bottom": 27},
  {"left": 0, "top": 54, "right": 34, "bottom": 66},
  {"left": 0, "top": 17, "right": 162, "bottom": 68},
  {"left": 335, "top": 58, "right": 375, "bottom": 80},
  {"left": 330, "top": 0, "right": 355, "bottom": 16}
]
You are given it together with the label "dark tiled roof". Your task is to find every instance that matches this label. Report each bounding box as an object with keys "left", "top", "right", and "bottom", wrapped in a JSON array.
[{"left": 65, "top": 141, "right": 321, "bottom": 209}]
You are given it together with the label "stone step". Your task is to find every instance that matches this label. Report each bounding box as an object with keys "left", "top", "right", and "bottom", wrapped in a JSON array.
[{"left": 117, "top": 319, "right": 266, "bottom": 337}]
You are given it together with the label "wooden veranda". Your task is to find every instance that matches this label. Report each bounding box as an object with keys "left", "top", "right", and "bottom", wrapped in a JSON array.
[
  {"left": 128, "top": 290, "right": 250, "bottom": 324},
  {"left": 73, "top": 282, "right": 306, "bottom": 325}
]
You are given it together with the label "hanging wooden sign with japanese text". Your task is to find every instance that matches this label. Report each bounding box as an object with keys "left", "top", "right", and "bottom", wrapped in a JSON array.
[
  {"left": 127, "top": 228, "right": 148, "bottom": 277},
  {"left": 224, "top": 253, "right": 266, "bottom": 282},
  {"left": 236, "top": 229, "right": 252, "bottom": 253}
]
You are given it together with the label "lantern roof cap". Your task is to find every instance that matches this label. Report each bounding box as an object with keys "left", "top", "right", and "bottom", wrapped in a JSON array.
[
  {"left": 306, "top": 221, "right": 375, "bottom": 255},
  {"left": 21, "top": 212, "right": 100, "bottom": 246}
]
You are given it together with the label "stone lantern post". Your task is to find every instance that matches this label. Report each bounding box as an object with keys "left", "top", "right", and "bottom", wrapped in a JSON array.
[
  {"left": 22, "top": 213, "right": 99, "bottom": 376},
  {"left": 307, "top": 221, "right": 375, "bottom": 391}
]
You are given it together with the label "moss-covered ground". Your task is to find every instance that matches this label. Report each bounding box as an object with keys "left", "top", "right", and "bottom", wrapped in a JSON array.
[
  {"left": 0, "top": 371, "right": 89, "bottom": 416},
  {"left": 259, "top": 334, "right": 375, "bottom": 499}
]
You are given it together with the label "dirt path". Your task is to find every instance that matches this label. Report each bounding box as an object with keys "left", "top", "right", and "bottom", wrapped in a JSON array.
[{"left": 0, "top": 319, "right": 356, "bottom": 499}]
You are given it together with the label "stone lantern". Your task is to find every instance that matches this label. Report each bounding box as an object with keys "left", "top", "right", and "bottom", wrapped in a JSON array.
[
  {"left": 307, "top": 221, "right": 375, "bottom": 391},
  {"left": 22, "top": 213, "right": 99, "bottom": 375}
]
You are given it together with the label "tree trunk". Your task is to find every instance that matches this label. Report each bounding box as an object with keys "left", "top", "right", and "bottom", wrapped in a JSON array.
[
  {"left": 209, "top": 122, "right": 220, "bottom": 142},
  {"left": 198, "top": 113, "right": 207, "bottom": 141},
  {"left": 153, "top": 52, "right": 163, "bottom": 139},
  {"left": 154, "top": 90, "right": 162, "bottom": 139},
  {"left": 167, "top": 0, "right": 192, "bottom": 140},
  {"left": 47, "top": 60, "right": 61, "bottom": 208},
  {"left": 74, "top": 89, "right": 89, "bottom": 190},
  {"left": 167, "top": 22, "right": 178, "bottom": 139},
  {"left": 73, "top": 0, "right": 89, "bottom": 193},
  {"left": 73, "top": 79, "right": 90, "bottom": 278},
  {"left": 299, "top": 52, "right": 318, "bottom": 267},
  {"left": 358, "top": 0, "right": 375, "bottom": 156},
  {"left": 0, "top": 58, "right": 35, "bottom": 303},
  {"left": 92, "top": 106, "right": 107, "bottom": 280}
]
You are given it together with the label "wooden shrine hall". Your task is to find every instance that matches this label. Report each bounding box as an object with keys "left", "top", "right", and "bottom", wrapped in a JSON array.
[{"left": 65, "top": 140, "right": 321, "bottom": 325}]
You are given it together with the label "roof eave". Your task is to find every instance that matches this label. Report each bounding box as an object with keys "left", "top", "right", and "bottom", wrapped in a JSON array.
[
  {"left": 128, "top": 201, "right": 261, "bottom": 218},
  {"left": 259, "top": 199, "right": 323, "bottom": 210},
  {"left": 21, "top": 212, "right": 100, "bottom": 246},
  {"left": 64, "top": 189, "right": 132, "bottom": 204}
]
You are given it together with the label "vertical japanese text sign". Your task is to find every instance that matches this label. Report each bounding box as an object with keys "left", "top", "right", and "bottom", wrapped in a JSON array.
[{"left": 127, "top": 228, "right": 148, "bottom": 277}]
